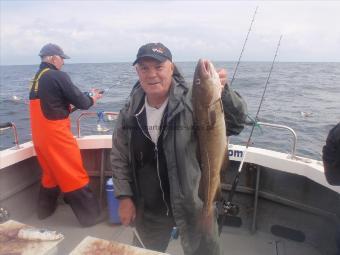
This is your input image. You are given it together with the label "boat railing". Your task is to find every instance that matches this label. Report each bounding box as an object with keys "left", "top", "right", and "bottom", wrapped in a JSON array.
[
  {"left": 75, "top": 114, "right": 298, "bottom": 157},
  {"left": 256, "top": 121, "right": 297, "bottom": 158},
  {"left": 0, "top": 122, "right": 21, "bottom": 150},
  {"left": 76, "top": 111, "right": 119, "bottom": 138}
]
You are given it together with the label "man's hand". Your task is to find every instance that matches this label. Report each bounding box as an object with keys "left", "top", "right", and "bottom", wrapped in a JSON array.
[
  {"left": 217, "top": 68, "right": 229, "bottom": 89},
  {"left": 89, "top": 88, "right": 103, "bottom": 104},
  {"left": 118, "top": 197, "right": 136, "bottom": 226}
]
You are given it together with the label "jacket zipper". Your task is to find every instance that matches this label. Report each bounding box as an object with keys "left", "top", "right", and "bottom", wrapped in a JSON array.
[{"left": 135, "top": 115, "right": 170, "bottom": 216}]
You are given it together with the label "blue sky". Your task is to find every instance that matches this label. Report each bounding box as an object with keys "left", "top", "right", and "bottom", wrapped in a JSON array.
[{"left": 1, "top": 1, "right": 340, "bottom": 65}]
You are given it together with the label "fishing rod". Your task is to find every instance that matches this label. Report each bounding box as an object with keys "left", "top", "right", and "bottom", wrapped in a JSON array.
[
  {"left": 84, "top": 81, "right": 120, "bottom": 97},
  {"left": 70, "top": 82, "right": 120, "bottom": 113},
  {"left": 223, "top": 35, "right": 283, "bottom": 216},
  {"left": 229, "top": 6, "right": 258, "bottom": 87}
]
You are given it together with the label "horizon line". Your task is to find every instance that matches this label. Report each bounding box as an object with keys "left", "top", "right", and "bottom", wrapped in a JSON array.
[{"left": 1, "top": 60, "right": 340, "bottom": 67}]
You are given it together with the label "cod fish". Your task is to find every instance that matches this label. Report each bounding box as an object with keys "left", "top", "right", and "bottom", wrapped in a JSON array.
[
  {"left": 18, "top": 227, "right": 64, "bottom": 241},
  {"left": 192, "top": 59, "right": 228, "bottom": 222}
]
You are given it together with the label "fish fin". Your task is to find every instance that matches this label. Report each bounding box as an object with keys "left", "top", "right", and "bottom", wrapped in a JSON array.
[
  {"left": 207, "top": 105, "right": 217, "bottom": 129},
  {"left": 219, "top": 98, "right": 224, "bottom": 114},
  {"left": 217, "top": 144, "right": 229, "bottom": 202},
  {"left": 208, "top": 109, "right": 216, "bottom": 127},
  {"left": 220, "top": 138, "right": 229, "bottom": 176},
  {"left": 220, "top": 152, "right": 230, "bottom": 176},
  {"left": 214, "top": 185, "right": 222, "bottom": 202},
  {"left": 205, "top": 150, "right": 212, "bottom": 210},
  {"left": 198, "top": 148, "right": 211, "bottom": 205},
  {"left": 200, "top": 210, "right": 214, "bottom": 234},
  {"left": 199, "top": 151, "right": 211, "bottom": 208},
  {"left": 208, "top": 99, "right": 224, "bottom": 127}
]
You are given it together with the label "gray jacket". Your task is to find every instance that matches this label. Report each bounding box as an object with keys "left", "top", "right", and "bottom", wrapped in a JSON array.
[{"left": 111, "top": 66, "right": 247, "bottom": 254}]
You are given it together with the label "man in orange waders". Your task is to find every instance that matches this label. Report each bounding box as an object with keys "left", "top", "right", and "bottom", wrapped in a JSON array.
[{"left": 29, "top": 43, "right": 102, "bottom": 226}]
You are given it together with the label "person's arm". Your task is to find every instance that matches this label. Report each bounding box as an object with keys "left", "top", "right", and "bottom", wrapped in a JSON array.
[
  {"left": 323, "top": 123, "right": 340, "bottom": 185},
  {"left": 111, "top": 106, "right": 136, "bottom": 225},
  {"left": 58, "top": 72, "right": 101, "bottom": 109},
  {"left": 217, "top": 69, "right": 248, "bottom": 136},
  {"left": 111, "top": 109, "right": 134, "bottom": 197}
]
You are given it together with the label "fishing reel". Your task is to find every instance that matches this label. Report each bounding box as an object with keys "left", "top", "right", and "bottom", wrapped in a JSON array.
[
  {"left": 0, "top": 207, "right": 9, "bottom": 223},
  {"left": 223, "top": 201, "right": 240, "bottom": 216}
]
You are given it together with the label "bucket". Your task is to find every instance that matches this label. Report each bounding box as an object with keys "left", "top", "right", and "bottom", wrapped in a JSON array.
[{"left": 106, "top": 178, "right": 121, "bottom": 224}]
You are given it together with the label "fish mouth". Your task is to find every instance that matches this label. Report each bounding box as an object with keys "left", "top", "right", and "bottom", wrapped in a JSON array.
[{"left": 199, "top": 59, "right": 213, "bottom": 79}]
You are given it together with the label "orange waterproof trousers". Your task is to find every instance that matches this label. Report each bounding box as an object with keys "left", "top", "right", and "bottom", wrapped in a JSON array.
[{"left": 30, "top": 99, "right": 89, "bottom": 192}]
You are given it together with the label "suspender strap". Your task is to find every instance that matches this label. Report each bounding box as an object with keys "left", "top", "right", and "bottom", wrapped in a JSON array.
[{"left": 30, "top": 68, "right": 50, "bottom": 96}]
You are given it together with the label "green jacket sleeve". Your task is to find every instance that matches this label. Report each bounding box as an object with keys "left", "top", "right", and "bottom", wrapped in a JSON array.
[
  {"left": 110, "top": 106, "right": 134, "bottom": 198},
  {"left": 221, "top": 85, "right": 248, "bottom": 136}
]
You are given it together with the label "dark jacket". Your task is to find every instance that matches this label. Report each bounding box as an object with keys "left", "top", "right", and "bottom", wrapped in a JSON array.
[
  {"left": 29, "top": 62, "right": 93, "bottom": 120},
  {"left": 323, "top": 122, "right": 340, "bottom": 185},
  {"left": 111, "top": 65, "right": 247, "bottom": 254}
]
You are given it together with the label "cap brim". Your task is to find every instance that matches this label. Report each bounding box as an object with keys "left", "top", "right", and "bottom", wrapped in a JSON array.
[
  {"left": 60, "top": 54, "right": 70, "bottom": 59},
  {"left": 132, "top": 54, "right": 168, "bottom": 66}
]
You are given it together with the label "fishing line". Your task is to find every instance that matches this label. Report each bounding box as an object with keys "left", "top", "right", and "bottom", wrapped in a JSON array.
[
  {"left": 98, "top": 81, "right": 121, "bottom": 95},
  {"left": 229, "top": 6, "right": 258, "bottom": 87},
  {"left": 223, "top": 35, "right": 283, "bottom": 216},
  {"left": 228, "top": 6, "right": 259, "bottom": 127}
]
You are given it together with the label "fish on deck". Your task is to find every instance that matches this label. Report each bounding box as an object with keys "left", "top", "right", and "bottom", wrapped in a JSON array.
[
  {"left": 0, "top": 220, "right": 63, "bottom": 254},
  {"left": 18, "top": 227, "right": 64, "bottom": 241}
]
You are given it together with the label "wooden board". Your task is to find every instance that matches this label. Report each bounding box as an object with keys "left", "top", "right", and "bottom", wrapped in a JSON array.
[
  {"left": 0, "top": 220, "right": 63, "bottom": 255},
  {"left": 70, "top": 236, "right": 169, "bottom": 255}
]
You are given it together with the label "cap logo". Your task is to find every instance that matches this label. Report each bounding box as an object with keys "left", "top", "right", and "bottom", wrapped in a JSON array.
[{"left": 152, "top": 47, "right": 164, "bottom": 54}]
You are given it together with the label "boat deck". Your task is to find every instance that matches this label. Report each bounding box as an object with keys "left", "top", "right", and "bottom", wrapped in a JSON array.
[{"left": 19, "top": 202, "right": 322, "bottom": 255}]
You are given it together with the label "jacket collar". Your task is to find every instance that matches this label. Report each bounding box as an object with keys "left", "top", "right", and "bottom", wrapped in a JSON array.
[{"left": 39, "top": 62, "right": 58, "bottom": 70}]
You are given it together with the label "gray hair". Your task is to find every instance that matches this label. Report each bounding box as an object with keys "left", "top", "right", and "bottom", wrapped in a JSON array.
[{"left": 41, "top": 56, "right": 52, "bottom": 62}]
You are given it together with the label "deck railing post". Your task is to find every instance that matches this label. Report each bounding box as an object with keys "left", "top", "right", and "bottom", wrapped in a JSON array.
[
  {"left": 251, "top": 165, "right": 261, "bottom": 233},
  {"left": 256, "top": 121, "right": 297, "bottom": 158}
]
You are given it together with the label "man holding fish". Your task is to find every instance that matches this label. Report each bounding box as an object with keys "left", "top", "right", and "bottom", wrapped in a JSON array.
[{"left": 111, "top": 42, "right": 247, "bottom": 254}]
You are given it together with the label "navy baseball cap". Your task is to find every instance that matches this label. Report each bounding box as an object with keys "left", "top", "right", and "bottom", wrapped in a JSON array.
[
  {"left": 133, "top": 42, "right": 172, "bottom": 65},
  {"left": 39, "top": 43, "right": 70, "bottom": 59}
]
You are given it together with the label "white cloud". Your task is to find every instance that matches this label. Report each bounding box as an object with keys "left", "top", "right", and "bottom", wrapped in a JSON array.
[{"left": 1, "top": 1, "right": 339, "bottom": 65}]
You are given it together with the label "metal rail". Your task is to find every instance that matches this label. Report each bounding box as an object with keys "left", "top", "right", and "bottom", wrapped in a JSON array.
[
  {"left": 0, "top": 122, "right": 20, "bottom": 150},
  {"left": 256, "top": 121, "right": 297, "bottom": 158},
  {"left": 75, "top": 111, "right": 119, "bottom": 206},
  {"left": 221, "top": 182, "right": 337, "bottom": 222},
  {"left": 76, "top": 111, "right": 119, "bottom": 138}
]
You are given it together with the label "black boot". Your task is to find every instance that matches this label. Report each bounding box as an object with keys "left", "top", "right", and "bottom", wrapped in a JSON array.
[
  {"left": 37, "top": 185, "right": 60, "bottom": 219},
  {"left": 64, "top": 185, "right": 101, "bottom": 227}
]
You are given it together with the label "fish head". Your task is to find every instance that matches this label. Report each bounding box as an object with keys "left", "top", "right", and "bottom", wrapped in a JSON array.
[{"left": 193, "top": 59, "right": 222, "bottom": 106}]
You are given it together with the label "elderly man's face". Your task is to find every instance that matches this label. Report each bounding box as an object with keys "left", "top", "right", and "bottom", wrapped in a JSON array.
[{"left": 135, "top": 58, "right": 174, "bottom": 99}]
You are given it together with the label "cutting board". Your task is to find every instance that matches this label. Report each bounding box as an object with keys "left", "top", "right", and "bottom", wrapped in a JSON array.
[{"left": 70, "top": 236, "right": 169, "bottom": 255}]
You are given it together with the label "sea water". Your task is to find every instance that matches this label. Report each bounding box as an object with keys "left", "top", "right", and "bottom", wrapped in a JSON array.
[{"left": 1, "top": 61, "right": 339, "bottom": 160}]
